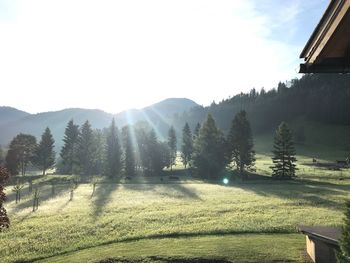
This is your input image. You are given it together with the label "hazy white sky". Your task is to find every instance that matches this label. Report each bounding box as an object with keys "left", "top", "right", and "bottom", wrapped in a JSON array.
[{"left": 0, "top": 0, "right": 328, "bottom": 114}]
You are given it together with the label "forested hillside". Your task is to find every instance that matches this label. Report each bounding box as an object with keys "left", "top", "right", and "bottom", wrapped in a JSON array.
[
  {"left": 172, "top": 74, "right": 350, "bottom": 135},
  {"left": 1, "top": 74, "right": 350, "bottom": 153}
]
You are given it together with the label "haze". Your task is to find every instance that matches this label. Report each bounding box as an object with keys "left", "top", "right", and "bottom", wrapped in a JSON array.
[{"left": 0, "top": 0, "right": 328, "bottom": 114}]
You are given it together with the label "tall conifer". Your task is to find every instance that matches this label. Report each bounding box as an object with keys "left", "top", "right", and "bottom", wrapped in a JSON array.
[
  {"left": 78, "top": 120, "right": 94, "bottom": 176},
  {"left": 60, "top": 120, "right": 79, "bottom": 174},
  {"left": 122, "top": 126, "right": 136, "bottom": 177},
  {"left": 105, "top": 119, "right": 122, "bottom": 178},
  {"left": 227, "top": 110, "right": 255, "bottom": 179},
  {"left": 271, "top": 122, "right": 297, "bottom": 179},
  {"left": 34, "top": 127, "right": 55, "bottom": 175},
  {"left": 192, "top": 114, "right": 226, "bottom": 179},
  {"left": 167, "top": 126, "right": 177, "bottom": 170},
  {"left": 181, "top": 123, "right": 193, "bottom": 168}
]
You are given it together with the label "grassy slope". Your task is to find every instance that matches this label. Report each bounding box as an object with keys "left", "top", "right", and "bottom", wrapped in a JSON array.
[
  {"left": 1, "top": 120, "right": 350, "bottom": 263},
  {"left": 255, "top": 120, "right": 350, "bottom": 160},
  {"left": 255, "top": 120, "right": 350, "bottom": 179},
  {"left": 1, "top": 178, "right": 349, "bottom": 262},
  {"left": 41, "top": 234, "right": 305, "bottom": 263}
]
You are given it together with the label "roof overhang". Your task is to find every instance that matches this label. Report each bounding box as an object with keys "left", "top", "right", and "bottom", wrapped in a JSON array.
[
  {"left": 300, "top": 0, "right": 350, "bottom": 73},
  {"left": 298, "top": 225, "right": 341, "bottom": 246}
]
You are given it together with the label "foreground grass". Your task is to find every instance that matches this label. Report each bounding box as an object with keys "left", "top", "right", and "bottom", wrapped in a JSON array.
[
  {"left": 39, "top": 234, "right": 306, "bottom": 263},
  {"left": 1, "top": 175, "right": 350, "bottom": 262}
]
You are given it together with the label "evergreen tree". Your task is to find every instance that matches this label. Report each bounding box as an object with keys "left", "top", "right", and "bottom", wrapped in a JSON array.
[
  {"left": 91, "top": 129, "right": 105, "bottom": 175},
  {"left": 227, "top": 110, "right": 255, "bottom": 179},
  {"left": 0, "top": 166, "right": 9, "bottom": 230},
  {"left": 136, "top": 127, "right": 169, "bottom": 175},
  {"left": 337, "top": 200, "right": 350, "bottom": 263},
  {"left": 5, "top": 134, "right": 37, "bottom": 176},
  {"left": 193, "top": 123, "right": 201, "bottom": 139},
  {"left": 192, "top": 114, "right": 226, "bottom": 180},
  {"left": 77, "top": 120, "right": 95, "bottom": 176},
  {"left": 271, "top": 122, "right": 297, "bottom": 179},
  {"left": 122, "top": 126, "right": 136, "bottom": 177},
  {"left": 181, "top": 123, "right": 193, "bottom": 168},
  {"left": 158, "top": 141, "right": 171, "bottom": 172},
  {"left": 60, "top": 120, "right": 79, "bottom": 174},
  {"left": 0, "top": 146, "right": 4, "bottom": 165},
  {"left": 135, "top": 125, "right": 151, "bottom": 173},
  {"left": 33, "top": 127, "right": 55, "bottom": 175},
  {"left": 147, "top": 129, "right": 160, "bottom": 174},
  {"left": 167, "top": 126, "right": 177, "bottom": 170},
  {"left": 105, "top": 119, "right": 122, "bottom": 178}
]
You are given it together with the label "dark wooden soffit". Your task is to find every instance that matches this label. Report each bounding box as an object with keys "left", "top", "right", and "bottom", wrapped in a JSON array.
[
  {"left": 300, "top": 0, "right": 350, "bottom": 73},
  {"left": 298, "top": 225, "right": 341, "bottom": 246}
]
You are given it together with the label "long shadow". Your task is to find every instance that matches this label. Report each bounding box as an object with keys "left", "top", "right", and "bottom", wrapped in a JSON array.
[
  {"left": 222, "top": 176, "right": 350, "bottom": 211},
  {"left": 17, "top": 210, "right": 34, "bottom": 223},
  {"left": 157, "top": 183, "right": 202, "bottom": 200},
  {"left": 56, "top": 199, "right": 71, "bottom": 213},
  {"left": 8, "top": 184, "right": 70, "bottom": 212},
  {"left": 91, "top": 182, "right": 120, "bottom": 219},
  {"left": 122, "top": 176, "right": 201, "bottom": 200}
]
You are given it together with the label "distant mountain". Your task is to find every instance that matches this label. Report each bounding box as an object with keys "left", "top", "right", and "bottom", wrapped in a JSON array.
[
  {"left": 0, "top": 107, "right": 30, "bottom": 126},
  {"left": 115, "top": 98, "right": 198, "bottom": 137},
  {"left": 0, "top": 108, "right": 114, "bottom": 150},
  {"left": 0, "top": 98, "right": 199, "bottom": 149}
]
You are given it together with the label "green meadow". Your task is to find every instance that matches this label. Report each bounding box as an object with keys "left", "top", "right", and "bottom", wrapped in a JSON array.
[{"left": 1, "top": 122, "right": 350, "bottom": 263}]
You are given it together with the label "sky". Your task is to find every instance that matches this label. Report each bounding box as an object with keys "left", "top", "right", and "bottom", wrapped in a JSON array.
[{"left": 0, "top": 0, "right": 329, "bottom": 114}]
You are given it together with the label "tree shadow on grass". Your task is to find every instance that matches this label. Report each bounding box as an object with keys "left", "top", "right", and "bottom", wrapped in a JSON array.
[
  {"left": 8, "top": 184, "right": 70, "bottom": 212},
  {"left": 224, "top": 176, "right": 350, "bottom": 211},
  {"left": 156, "top": 183, "right": 202, "bottom": 200},
  {"left": 122, "top": 176, "right": 202, "bottom": 200},
  {"left": 16, "top": 210, "right": 34, "bottom": 223},
  {"left": 56, "top": 199, "right": 71, "bottom": 213},
  {"left": 91, "top": 182, "right": 120, "bottom": 219}
]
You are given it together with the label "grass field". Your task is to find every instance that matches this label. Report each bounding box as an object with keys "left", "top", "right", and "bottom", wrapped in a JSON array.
[
  {"left": 2, "top": 122, "right": 350, "bottom": 263},
  {"left": 1, "top": 171, "right": 350, "bottom": 262}
]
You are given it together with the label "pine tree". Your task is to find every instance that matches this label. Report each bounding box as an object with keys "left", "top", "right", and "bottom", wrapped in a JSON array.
[
  {"left": 148, "top": 129, "right": 160, "bottom": 174},
  {"left": 33, "top": 127, "right": 55, "bottom": 175},
  {"left": 105, "top": 119, "right": 122, "bottom": 178},
  {"left": 227, "top": 110, "right": 255, "bottom": 179},
  {"left": 181, "top": 123, "right": 193, "bottom": 168},
  {"left": 122, "top": 126, "right": 136, "bottom": 177},
  {"left": 271, "top": 122, "right": 297, "bottom": 179},
  {"left": 337, "top": 201, "right": 350, "bottom": 263},
  {"left": 91, "top": 129, "right": 105, "bottom": 175},
  {"left": 158, "top": 141, "right": 171, "bottom": 173},
  {"left": 193, "top": 123, "right": 201, "bottom": 139},
  {"left": 60, "top": 120, "right": 79, "bottom": 174},
  {"left": 0, "top": 166, "right": 9, "bottom": 230},
  {"left": 192, "top": 114, "right": 226, "bottom": 180},
  {"left": 0, "top": 146, "right": 4, "bottom": 165},
  {"left": 77, "top": 120, "right": 95, "bottom": 176},
  {"left": 167, "top": 126, "right": 177, "bottom": 170},
  {"left": 5, "top": 134, "right": 37, "bottom": 176},
  {"left": 148, "top": 130, "right": 170, "bottom": 175}
]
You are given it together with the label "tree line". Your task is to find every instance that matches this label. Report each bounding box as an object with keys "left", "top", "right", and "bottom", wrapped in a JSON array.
[
  {"left": 173, "top": 74, "right": 350, "bottom": 136},
  {"left": 2, "top": 111, "right": 297, "bottom": 181}
]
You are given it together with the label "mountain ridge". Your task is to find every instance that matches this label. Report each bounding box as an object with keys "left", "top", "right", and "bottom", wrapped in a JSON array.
[{"left": 0, "top": 98, "right": 199, "bottom": 148}]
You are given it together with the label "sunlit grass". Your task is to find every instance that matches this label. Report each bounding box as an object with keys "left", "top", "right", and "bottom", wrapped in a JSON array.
[
  {"left": 2, "top": 124, "right": 350, "bottom": 263},
  {"left": 40, "top": 234, "right": 306, "bottom": 263},
  {"left": 1, "top": 175, "right": 349, "bottom": 262}
]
